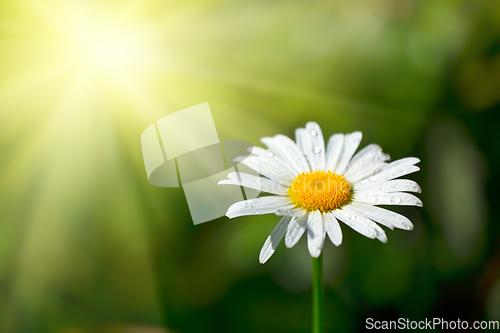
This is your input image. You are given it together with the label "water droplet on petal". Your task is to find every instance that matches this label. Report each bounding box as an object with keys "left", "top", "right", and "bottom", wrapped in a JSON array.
[
  {"left": 369, "top": 176, "right": 378, "bottom": 182},
  {"left": 349, "top": 214, "right": 356, "bottom": 220},
  {"left": 391, "top": 197, "right": 401, "bottom": 204},
  {"left": 310, "top": 129, "right": 317, "bottom": 136},
  {"left": 398, "top": 169, "right": 403, "bottom": 173},
  {"left": 268, "top": 152, "right": 274, "bottom": 157},
  {"left": 313, "top": 146, "right": 321, "bottom": 154}
]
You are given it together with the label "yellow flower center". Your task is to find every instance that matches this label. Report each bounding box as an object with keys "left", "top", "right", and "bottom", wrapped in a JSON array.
[{"left": 288, "top": 170, "right": 352, "bottom": 212}]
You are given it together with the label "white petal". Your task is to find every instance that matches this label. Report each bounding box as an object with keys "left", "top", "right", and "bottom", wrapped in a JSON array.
[
  {"left": 348, "top": 144, "right": 381, "bottom": 165},
  {"left": 306, "top": 122, "right": 326, "bottom": 171},
  {"left": 261, "top": 135, "right": 309, "bottom": 175},
  {"left": 275, "top": 207, "right": 307, "bottom": 217},
  {"left": 295, "top": 128, "right": 312, "bottom": 170},
  {"left": 350, "top": 202, "right": 414, "bottom": 230},
  {"left": 234, "top": 146, "right": 271, "bottom": 163},
  {"left": 348, "top": 205, "right": 393, "bottom": 230},
  {"left": 250, "top": 146, "right": 272, "bottom": 157},
  {"left": 341, "top": 206, "right": 387, "bottom": 243},
  {"left": 346, "top": 162, "right": 387, "bottom": 184},
  {"left": 324, "top": 212, "right": 343, "bottom": 246},
  {"left": 219, "top": 172, "right": 289, "bottom": 195},
  {"left": 285, "top": 214, "right": 308, "bottom": 248},
  {"left": 344, "top": 144, "right": 390, "bottom": 181},
  {"left": 353, "top": 191, "right": 423, "bottom": 207},
  {"left": 334, "top": 132, "right": 363, "bottom": 175},
  {"left": 228, "top": 172, "right": 290, "bottom": 187},
  {"left": 375, "top": 228, "right": 387, "bottom": 243},
  {"left": 226, "top": 196, "right": 294, "bottom": 218},
  {"left": 275, "top": 135, "right": 311, "bottom": 173},
  {"left": 307, "top": 210, "right": 325, "bottom": 258},
  {"left": 354, "top": 157, "right": 420, "bottom": 189},
  {"left": 326, "top": 133, "right": 344, "bottom": 171},
  {"left": 354, "top": 179, "right": 421, "bottom": 194},
  {"left": 259, "top": 216, "right": 293, "bottom": 264},
  {"left": 295, "top": 123, "right": 326, "bottom": 171},
  {"left": 332, "top": 208, "right": 378, "bottom": 239},
  {"left": 240, "top": 156, "right": 295, "bottom": 183}
]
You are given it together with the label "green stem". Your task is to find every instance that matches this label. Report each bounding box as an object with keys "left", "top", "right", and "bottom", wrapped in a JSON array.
[{"left": 312, "top": 253, "right": 324, "bottom": 333}]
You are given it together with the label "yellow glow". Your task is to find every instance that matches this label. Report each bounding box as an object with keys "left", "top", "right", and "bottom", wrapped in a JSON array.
[
  {"left": 68, "top": 18, "right": 155, "bottom": 78},
  {"left": 6, "top": 1, "right": 166, "bottom": 101},
  {"left": 288, "top": 171, "right": 352, "bottom": 212}
]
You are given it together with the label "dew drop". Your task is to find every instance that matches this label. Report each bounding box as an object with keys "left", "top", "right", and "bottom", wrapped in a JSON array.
[
  {"left": 310, "top": 129, "right": 317, "bottom": 136},
  {"left": 391, "top": 197, "right": 401, "bottom": 204},
  {"left": 369, "top": 176, "right": 378, "bottom": 182},
  {"left": 398, "top": 169, "right": 403, "bottom": 173},
  {"left": 313, "top": 147, "right": 321, "bottom": 154},
  {"left": 267, "top": 152, "right": 274, "bottom": 157},
  {"left": 349, "top": 214, "right": 356, "bottom": 220}
]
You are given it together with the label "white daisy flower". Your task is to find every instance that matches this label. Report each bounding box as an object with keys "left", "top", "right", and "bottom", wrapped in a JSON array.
[{"left": 219, "top": 122, "right": 422, "bottom": 264}]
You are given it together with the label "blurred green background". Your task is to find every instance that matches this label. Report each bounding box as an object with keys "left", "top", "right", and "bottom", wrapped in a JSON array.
[{"left": 0, "top": 0, "right": 499, "bottom": 332}]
